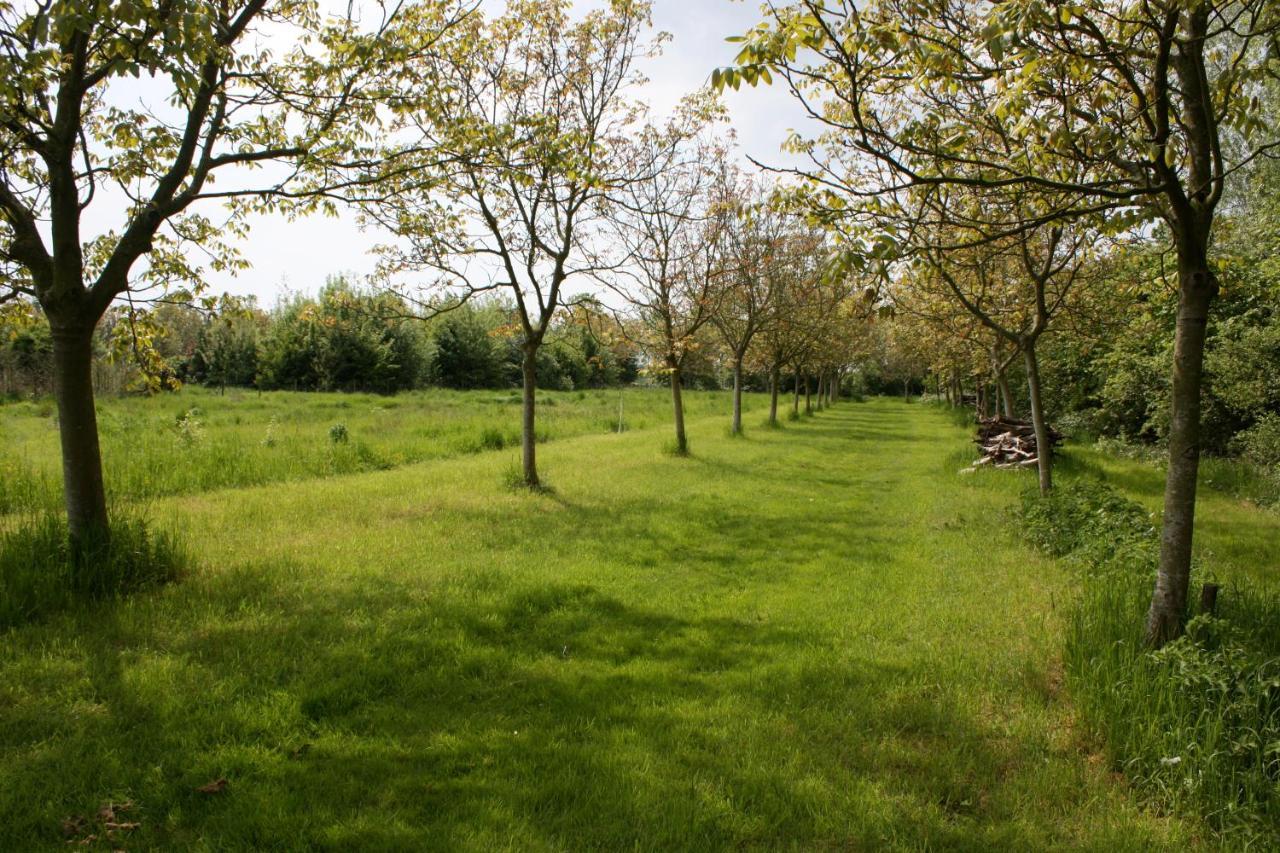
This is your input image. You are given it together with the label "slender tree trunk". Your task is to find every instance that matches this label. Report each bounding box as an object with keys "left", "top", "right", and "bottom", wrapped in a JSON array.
[
  {"left": 830, "top": 370, "right": 840, "bottom": 404},
  {"left": 50, "top": 326, "right": 110, "bottom": 544},
  {"left": 768, "top": 363, "right": 780, "bottom": 425},
  {"left": 996, "top": 369, "right": 1014, "bottom": 418},
  {"left": 1146, "top": 257, "right": 1216, "bottom": 647},
  {"left": 815, "top": 373, "right": 825, "bottom": 410},
  {"left": 670, "top": 361, "right": 688, "bottom": 454},
  {"left": 792, "top": 371, "right": 800, "bottom": 415},
  {"left": 903, "top": 378, "right": 910, "bottom": 401},
  {"left": 520, "top": 346, "right": 540, "bottom": 487},
  {"left": 1023, "top": 340, "right": 1051, "bottom": 495},
  {"left": 731, "top": 354, "right": 744, "bottom": 435},
  {"left": 804, "top": 375, "right": 812, "bottom": 414}
]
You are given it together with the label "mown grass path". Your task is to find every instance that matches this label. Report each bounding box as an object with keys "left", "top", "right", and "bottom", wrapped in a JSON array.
[{"left": 0, "top": 399, "right": 1191, "bottom": 849}]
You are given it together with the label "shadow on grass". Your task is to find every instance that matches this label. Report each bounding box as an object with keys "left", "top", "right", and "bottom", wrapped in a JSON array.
[
  {"left": 0, "top": 403, "right": 1176, "bottom": 849},
  {"left": 19, "top": 569, "right": 1049, "bottom": 850}
]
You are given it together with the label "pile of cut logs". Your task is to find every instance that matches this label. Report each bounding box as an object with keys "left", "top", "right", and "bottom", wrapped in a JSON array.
[{"left": 971, "top": 416, "right": 1062, "bottom": 469}]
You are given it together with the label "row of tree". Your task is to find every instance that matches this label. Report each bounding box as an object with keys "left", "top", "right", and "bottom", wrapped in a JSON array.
[
  {"left": 721, "top": 0, "right": 1280, "bottom": 644},
  {"left": 0, "top": 0, "right": 887, "bottom": 550}
]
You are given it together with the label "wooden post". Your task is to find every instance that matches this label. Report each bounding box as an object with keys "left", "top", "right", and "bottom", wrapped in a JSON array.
[{"left": 1199, "top": 583, "right": 1219, "bottom": 616}]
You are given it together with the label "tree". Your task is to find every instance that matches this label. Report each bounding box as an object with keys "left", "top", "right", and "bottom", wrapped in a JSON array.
[
  {"left": 599, "top": 101, "right": 727, "bottom": 452},
  {"left": 192, "top": 300, "right": 263, "bottom": 392},
  {"left": 0, "top": 0, "right": 462, "bottom": 545},
  {"left": 908, "top": 210, "right": 1096, "bottom": 493},
  {"left": 750, "top": 227, "right": 827, "bottom": 425},
  {"left": 713, "top": 177, "right": 785, "bottom": 435},
  {"left": 724, "top": 0, "right": 1280, "bottom": 645},
  {"left": 369, "top": 0, "right": 654, "bottom": 486}
]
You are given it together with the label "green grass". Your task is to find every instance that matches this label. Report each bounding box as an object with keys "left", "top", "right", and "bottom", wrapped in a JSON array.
[
  {"left": 1017, "top": 478, "right": 1279, "bottom": 845},
  {"left": 0, "top": 511, "right": 188, "bottom": 629},
  {"left": 0, "top": 386, "right": 758, "bottom": 514},
  {"left": 0, "top": 398, "right": 1197, "bottom": 849},
  {"left": 1057, "top": 444, "right": 1278, "bottom": 587}
]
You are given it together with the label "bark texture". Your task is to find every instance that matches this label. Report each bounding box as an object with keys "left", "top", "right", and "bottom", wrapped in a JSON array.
[
  {"left": 520, "top": 347, "right": 540, "bottom": 487},
  {"left": 51, "top": 326, "right": 109, "bottom": 543}
]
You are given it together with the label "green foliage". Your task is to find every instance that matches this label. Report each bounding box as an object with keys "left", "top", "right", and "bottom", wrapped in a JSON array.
[
  {"left": 0, "top": 512, "right": 187, "bottom": 630},
  {"left": 1233, "top": 412, "right": 1280, "bottom": 469},
  {"left": 1019, "top": 479, "right": 1155, "bottom": 558},
  {"left": 258, "top": 280, "right": 428, "bottom": 394},
  {"left": 190, "top": 302, "right": 263, "bottom": 389},
  {"left": 430, "top": 306, "right": 506, "bottom": 389}
]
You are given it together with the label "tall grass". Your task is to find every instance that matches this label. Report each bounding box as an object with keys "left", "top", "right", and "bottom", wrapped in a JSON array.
[
  {"left": 0, "top": 511, "right": 188, "bottom": 629},
  {"left": 0, "top": 386, "right": 760, "bottom": 513},
  {"left": 1022, "top": 480, "right": 1280, "bottom": 845}
]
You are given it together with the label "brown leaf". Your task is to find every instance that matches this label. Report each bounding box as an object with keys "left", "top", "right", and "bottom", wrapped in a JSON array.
[
  {"left": 95, "top": 800, "right": 133, "bottom": 822},
  {"left": 60, "top": 816, "right": 86, "bottom": 837},
  {"left": 196, "top": 777, "right": 228, "bottom": 795},
  {"left": 104, "top": 821, "right": 141, "bottom": 831}
]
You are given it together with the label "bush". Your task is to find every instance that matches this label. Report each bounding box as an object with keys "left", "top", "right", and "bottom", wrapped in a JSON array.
[
  {"left": 0, "top": 513, "right": 188, "bottom": 629},
  {"left": 1235, "top": 413, "right": 1280, "bottom": 468},
  {"left": 1022, "top": 480, "right": 1280, "bottom": 844},
  {"left": 1020, "top": 479, "right": 1154, "bottom": 557}
]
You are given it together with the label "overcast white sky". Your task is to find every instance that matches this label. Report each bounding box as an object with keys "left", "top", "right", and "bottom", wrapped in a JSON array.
[{"left": 203, "top": 0, "right": 815, "bottom": 304}]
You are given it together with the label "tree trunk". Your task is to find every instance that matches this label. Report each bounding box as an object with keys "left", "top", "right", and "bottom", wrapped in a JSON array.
[
  {"left": 804, "top": 375, "right": 812, "bottom": 414},
  {"left": 792, "top": 371, "right": 800, "bottom": 415},
  {"left": 731, "top": 355, "right": 744, "bottom": 435},
  {"left": 903, "top": 378, "right": 910, "bottom": 401},
  {"left": 1023, "top": 341, "right": 1051, "bottom": 495},
  {"left": 670, "top": 362, "right": 688, "bottom": 454},
  {"left": 520, "top": 346, "right": 540, "bottom": 487},
  {"left": 1145, "top": 259, "right": 1216, "bottom": 647},
  {"left": 50, "top": 326, "right": 110, "bottom": 544},
  {"left": 996, "top": 369, "right": 1014, "bottom": 418},
  {"left": 815, "top": 373, "right": 825, "bottom": 410},
  {"left": 768, "top": 363, "right": 780, "bottom": 425}
]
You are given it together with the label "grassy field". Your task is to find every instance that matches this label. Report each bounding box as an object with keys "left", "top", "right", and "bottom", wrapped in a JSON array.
[
  {"left": 1060, "top": 445, "right": 1278, "bottom": 587},
  {"left": 0, "top": 386, "right": 759, "bottom": 515},
  {"left": 1, "top": 395, "right": 1234, "bottom": 849}
]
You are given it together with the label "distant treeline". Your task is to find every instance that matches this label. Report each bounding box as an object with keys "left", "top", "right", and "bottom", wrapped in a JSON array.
[{"left": 0, "top": 278, "right": 749, "bottom": 396}]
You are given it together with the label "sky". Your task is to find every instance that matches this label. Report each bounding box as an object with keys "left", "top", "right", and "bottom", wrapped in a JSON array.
[{"left": 198, "top": 0, "right": 816, "bottom": 304}]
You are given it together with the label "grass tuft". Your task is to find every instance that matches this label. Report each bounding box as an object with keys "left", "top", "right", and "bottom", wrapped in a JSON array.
[
  {"left": 0, "top": 512, "right": 187, "bottom": 629},
  {"left": 661, "top": 437, "right": 691, "bottom": 457}
]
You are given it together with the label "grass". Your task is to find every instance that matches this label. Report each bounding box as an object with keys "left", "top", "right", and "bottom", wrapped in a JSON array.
[
  {"left": 0, "top": 386, "right": 760, "bottom": 515},
  {"left": 1057, "top": 444, "right": 1278, "bottom": 586},
  {"left": 0, "top": 511, "right": 188, "bottom": 629},
  {"left": 1017, "top": 478, "right": 1279, "bottom": 845},
  {"left": 0, "top": 397, "right": 1199, "bottom": 849}
]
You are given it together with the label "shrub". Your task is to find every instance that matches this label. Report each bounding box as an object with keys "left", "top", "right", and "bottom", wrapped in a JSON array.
[
  {"left": 0, "top": 513, "right": 188, "bottom": 629},
  {"left": 174, "top": 408, "right": 205, "bottom": 446},
  {"left": 1235, "top": 413, "right": 1280, "bottom": 468},
  {"left": 1020, "top": 479, "right": 1154, "bottom": 557},
  {"left": 329, "top": 422, "right": 350, "bottom": 445}
]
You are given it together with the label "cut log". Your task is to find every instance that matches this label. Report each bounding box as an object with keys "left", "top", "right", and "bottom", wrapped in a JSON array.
[{"left": 969, "top": 416, "right": 1060, "bottom": 471}]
